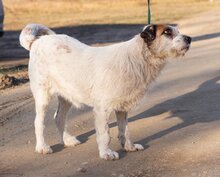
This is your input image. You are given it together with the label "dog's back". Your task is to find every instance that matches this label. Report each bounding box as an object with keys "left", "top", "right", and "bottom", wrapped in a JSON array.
[{"left": 20, "top": 24, "right": 149, "bottom": 109}]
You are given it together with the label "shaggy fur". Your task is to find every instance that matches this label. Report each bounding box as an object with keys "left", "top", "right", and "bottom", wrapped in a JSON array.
[{"left": 19, "top": 23, "right": 191, "bottom": 160}]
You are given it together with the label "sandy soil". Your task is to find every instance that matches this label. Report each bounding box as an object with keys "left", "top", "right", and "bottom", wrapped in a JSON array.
[{"left": 1, "top": 10, "right": 220, "bottom": 177}]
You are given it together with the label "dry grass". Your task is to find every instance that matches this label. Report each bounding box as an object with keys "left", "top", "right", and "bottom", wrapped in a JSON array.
[{"left": 3, "top": 0, "right": 220, "bottom": 30}]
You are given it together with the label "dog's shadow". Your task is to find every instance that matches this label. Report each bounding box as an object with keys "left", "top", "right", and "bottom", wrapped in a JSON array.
[
  {"left": 70, "top": 75, "right": 220, "bottom": 158},
  {"left": 51, "top": 144, "right": 65, "bottom": 153},
  {"left": 51, "top": 76, "right": 220, "bottom": 157}
]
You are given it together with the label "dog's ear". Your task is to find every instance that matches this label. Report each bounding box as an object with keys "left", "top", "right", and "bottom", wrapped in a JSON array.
[{"left": 140, "top": 25, "right": 156, "bottom": 42}]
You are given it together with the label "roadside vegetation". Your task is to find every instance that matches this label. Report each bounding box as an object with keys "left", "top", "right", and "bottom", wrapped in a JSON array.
[{"left": 3, "top": 0, "right": 220, "bottom": 30}]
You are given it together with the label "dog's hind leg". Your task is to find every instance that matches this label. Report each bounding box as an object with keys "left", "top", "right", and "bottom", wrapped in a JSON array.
[
  {"left": 54, "top": 96, "right": 81, "bottom": 147},
  {"left": 34, "top": 88, "right": 53, "bottom": 154},
  {"left": 94, "top": 107, "right": 119, "bottom": 160},
  {"left": 115, "top": 111, "right": 144, "bottom": 152}
]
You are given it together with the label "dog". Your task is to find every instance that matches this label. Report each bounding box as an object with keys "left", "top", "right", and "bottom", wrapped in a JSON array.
[{"left": 19, "top": 23, "right": 191, "bottom": 160}]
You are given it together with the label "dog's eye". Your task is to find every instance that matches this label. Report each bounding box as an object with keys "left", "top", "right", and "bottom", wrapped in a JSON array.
[{"left": 163, "top": 29, "right": 172, "bottom": 36}]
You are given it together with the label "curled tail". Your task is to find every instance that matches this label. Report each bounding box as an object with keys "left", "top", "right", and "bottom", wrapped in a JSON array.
[{"left": 19, "top": 24, "right": 55, "bottom": 51}]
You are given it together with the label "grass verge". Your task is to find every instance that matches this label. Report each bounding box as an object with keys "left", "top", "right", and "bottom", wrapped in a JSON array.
[{"left": 3, "top": 0, "right": 220, "bottom": 30}]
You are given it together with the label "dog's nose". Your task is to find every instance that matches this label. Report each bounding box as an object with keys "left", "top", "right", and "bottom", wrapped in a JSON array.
[{"left": 183, "top": 35, "right": 191, "bottom": 44}]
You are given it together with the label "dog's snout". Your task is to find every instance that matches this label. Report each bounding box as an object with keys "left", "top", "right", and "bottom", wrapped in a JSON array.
[{"left": 183, "top": 35, "right": 191, "bottom": 44}]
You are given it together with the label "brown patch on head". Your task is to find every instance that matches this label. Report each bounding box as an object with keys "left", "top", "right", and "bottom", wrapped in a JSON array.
[
  {"left": 141, "top": 24, "right": 175, "bottom": 44},
  {"left": 57, "top": 44, "right": 72, "bottom": 53},
  {"left": 156, "top": 25, "right": 176, "bottom": 40},
  {"left": 155, "top": 25, "right": 167, "bottom": 37}
]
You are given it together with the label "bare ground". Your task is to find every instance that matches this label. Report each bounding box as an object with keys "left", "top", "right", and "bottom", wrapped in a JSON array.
[{"left": 1, "top": 10, "right": 220, "bottom": 177}]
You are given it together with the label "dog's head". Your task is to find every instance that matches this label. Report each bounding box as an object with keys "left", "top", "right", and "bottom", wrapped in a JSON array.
[{"left": 140, "top": 24, "right": 191, "bottom": 58}]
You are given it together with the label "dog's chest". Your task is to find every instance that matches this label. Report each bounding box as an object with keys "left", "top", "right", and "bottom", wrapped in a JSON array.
[{"left": 110, "top": 62, "right": 165, "bottom": 111}]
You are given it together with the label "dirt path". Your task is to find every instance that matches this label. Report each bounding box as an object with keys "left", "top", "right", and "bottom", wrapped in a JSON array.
[{"left": 1, "top": 10, "right": 220, "bottom": 177}]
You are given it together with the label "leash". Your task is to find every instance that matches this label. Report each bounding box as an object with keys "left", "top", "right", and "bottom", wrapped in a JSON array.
[{"left": 147, "top": 0, "right": 151, "bottom": 24}]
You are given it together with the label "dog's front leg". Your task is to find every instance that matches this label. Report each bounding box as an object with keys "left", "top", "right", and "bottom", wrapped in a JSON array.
[
  {"left": 116, "top": 111, "right": 144, "bottom": 152},
  {"left": 94, "top": 107, "right": 119, "bottom": 160}
]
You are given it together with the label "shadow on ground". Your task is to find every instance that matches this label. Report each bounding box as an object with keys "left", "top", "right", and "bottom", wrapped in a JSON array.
[
  {"left": 0, "top": 24, "right": 144, "bottom": 61},
  {"left": 192, "top": 32, "right": 220, "bottom": 42},
  {"left": 1, "top": 24, "right": 220, "bottom": 61},
  {"left": 76, "top": 75, "right": 220, "bottom": 156}
]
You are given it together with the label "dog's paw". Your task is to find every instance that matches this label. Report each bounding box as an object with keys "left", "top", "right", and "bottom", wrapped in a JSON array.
[
  {"left": 35, "top": 144, "right": 53, "bottom": 154},
  {"left": 124, "top": 143, "right": 144, "bottom": 152},
  {"left": 63, "top": 135, "right": 81, "bottom": 147},
  {"left": 100, "top": 149, "right": 119, "bottom": 160}
]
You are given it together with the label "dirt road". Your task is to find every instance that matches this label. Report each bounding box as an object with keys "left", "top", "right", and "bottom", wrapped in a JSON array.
[{"left": 1, "top": 10, "right": 220, "bottom": 177}]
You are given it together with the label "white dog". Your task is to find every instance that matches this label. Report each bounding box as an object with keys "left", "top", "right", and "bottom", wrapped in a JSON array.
[{"left": 19, "top": 24, "right": 191, "bottom": 160}]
